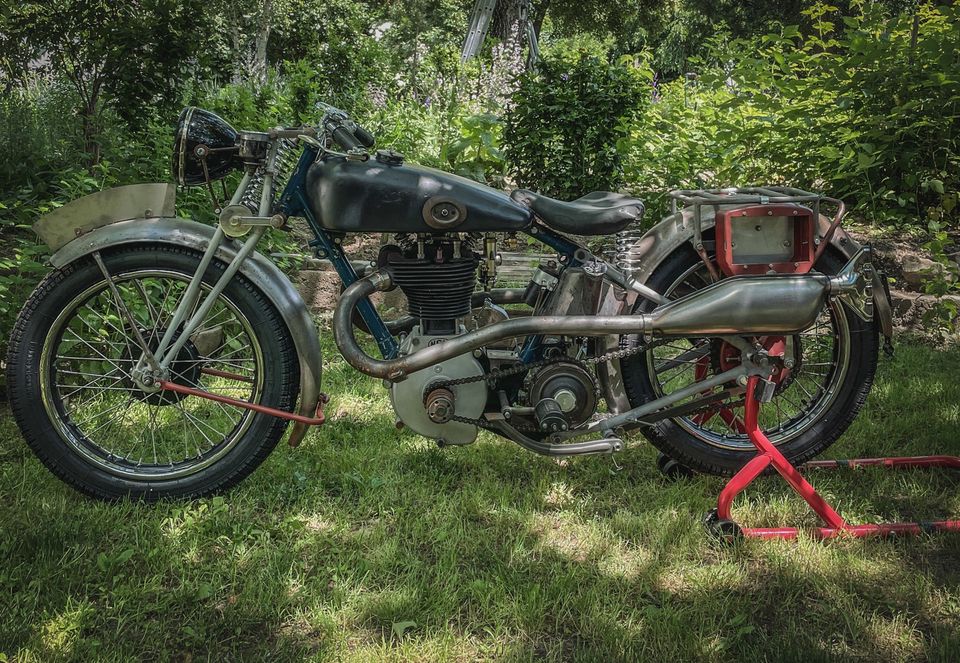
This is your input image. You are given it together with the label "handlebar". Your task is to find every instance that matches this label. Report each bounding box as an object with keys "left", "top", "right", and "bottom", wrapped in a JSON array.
[
  {"left": 329, "top": 124, "right": 364, "bottom": 151},
  {"left": 352, "top": 124, "right": 376, "bottom": 148},
  {"left": 318, "top": 101, "right": 376, "bottom": 152}
]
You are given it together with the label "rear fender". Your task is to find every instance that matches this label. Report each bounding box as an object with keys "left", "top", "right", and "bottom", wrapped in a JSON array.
[
  {"left": 38, "top": 187, "right": 323, "bottom": 447},
  {"left": 596, "top": 206, "right": 888, "bottom": 415}
]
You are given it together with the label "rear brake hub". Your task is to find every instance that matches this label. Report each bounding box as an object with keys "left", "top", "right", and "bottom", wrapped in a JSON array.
[{"left": 711, "top": 336, "right": 796, "bottom": 387}]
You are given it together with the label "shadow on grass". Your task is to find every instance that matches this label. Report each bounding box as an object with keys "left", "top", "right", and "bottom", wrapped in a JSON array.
[{"left": 1, "top": 343, "right": 959, "bottom": 660}]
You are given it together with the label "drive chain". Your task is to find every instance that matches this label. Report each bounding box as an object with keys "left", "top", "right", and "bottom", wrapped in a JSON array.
[
  {"left": 431, "top": 338, "right": 664, "bottom": 391},
  {"left": 431, "top": 338, "right": 749, "bottom": 436}
]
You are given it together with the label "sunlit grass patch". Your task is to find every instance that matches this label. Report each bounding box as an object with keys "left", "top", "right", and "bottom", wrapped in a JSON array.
[{"left": 2, "top": 341, "right": 960, "bottom": 660}]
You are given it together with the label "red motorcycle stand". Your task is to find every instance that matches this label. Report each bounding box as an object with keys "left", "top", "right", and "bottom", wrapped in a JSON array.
[{"left": 704, "top": 375, "right": 960, "bottom": 540}]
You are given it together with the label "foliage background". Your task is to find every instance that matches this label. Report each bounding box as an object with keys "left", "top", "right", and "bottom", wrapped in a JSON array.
[
  {"left": 0, "top": 2, "right": 959, "bottom": 659},
  {"left": 0, "top": 0, "right": 958, "bottom": 367}
]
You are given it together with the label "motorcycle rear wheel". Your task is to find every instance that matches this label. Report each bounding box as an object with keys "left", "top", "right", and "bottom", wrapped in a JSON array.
[
  {"left": 5, "top": 244, "right": 299, "bottom": 500},
  {"left": 621, "top": 245, "right": 879, "bottom": 476}
]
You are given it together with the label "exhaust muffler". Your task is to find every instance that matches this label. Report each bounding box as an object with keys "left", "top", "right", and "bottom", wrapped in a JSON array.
[{"left": 646, "top": 273, "right": 831, "bottom": 336}]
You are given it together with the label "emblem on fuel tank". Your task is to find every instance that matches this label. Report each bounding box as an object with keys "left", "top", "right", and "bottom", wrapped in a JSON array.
[{"left": 423, "top": 196, "right": 467, "bottom": 230}]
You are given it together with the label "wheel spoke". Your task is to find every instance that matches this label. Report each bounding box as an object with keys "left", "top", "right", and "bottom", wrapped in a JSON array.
[
  {"left": 169, "top": 368, "right": 244, "bottom": 427},
  {"left": 44, "top": 269, "right": 263, "bottom": 477},
  {"left": 59, "top": 332, "right": 131, "bottom": 376},
  {"left": 71, "top": 397, "right": 135, "bottom": 430}
]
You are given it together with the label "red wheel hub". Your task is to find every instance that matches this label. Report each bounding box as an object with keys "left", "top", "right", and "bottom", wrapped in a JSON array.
[{"left": 690, "top": 336, "right": 792, "bottom": 430}]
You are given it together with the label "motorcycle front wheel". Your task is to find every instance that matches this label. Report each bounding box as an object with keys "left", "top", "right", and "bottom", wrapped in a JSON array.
[
  {"left": 621, "top": 245, "right": 879, "bottom": 476},
  {"left": 5, "top": 244, "right": 299, "bottom": 500}
]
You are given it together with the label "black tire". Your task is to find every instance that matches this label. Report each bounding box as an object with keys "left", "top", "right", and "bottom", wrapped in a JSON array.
[
  {"left": 622, "top": 244, "right": 878, "bottom": 477},
  {"left": 5, "top": 244, "right": 299, "bottom": 500}
]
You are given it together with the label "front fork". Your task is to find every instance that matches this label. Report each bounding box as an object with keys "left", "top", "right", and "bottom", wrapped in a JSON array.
[
  {"left": 95, "top": 142, "right": 332, "bottom": 428},
  {"left": 124, "top": 144, "right": 278, "bottom": 387}
]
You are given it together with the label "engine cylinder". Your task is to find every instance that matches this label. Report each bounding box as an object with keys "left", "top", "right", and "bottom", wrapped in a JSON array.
[{"left": 382, "top": 241, "right": 478, "bottom": 334}]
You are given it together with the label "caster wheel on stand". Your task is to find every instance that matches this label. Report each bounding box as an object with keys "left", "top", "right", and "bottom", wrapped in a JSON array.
[
  {"left": 657, "top": 452, "right": 695, "bottom": 481},
  {"left": 703, "top": 509, "right": 743, "bottom": 542}
]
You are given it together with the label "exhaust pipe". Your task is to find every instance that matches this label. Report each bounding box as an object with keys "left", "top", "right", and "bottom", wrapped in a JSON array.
[{"left": 334, "top": 252, "right": 872, "bottom": 381}]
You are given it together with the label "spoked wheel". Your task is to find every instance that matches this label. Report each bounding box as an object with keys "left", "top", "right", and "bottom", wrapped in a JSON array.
[
  {"left": 6, "top": 245, "right": 298, "bottom": 500},
  {"left": 621, "top": 245, "right": 878, "bottom": 476}
]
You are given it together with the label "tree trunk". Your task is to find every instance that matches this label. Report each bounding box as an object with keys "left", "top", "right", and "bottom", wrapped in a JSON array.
[
  {"left": 67, "top": 70, "right": 103, "bottom": 172},
  {"left": 252, "top": 0, "right": 273, "bottom": 84},
  {"left": 531, "top": 0, "right": 549, "bottom": 39},
  {"left": 490, "top": 0, "right": 524, "bottom": 43},
  {"left": 81, "top": 99, "right": 101, "bottom": 171}
]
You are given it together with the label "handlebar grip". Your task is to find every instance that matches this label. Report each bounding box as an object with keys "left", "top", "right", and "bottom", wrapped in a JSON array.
[
  {"left": 353, "top": 124, "right": 376, "bottom": 148},
  {"left": 330, "top": 125, "right": 363, "bottom": 151}
]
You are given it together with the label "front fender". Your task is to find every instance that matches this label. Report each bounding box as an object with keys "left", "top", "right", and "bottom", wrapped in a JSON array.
[{"left": 42, "top": 204, "right": 323, "bottom": 447}]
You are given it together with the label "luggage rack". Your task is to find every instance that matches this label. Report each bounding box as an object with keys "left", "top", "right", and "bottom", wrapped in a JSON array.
[
  {"left": 669, "top": 185, "right": 826, "bottom": 212},
  {"left": 668, "top": 186, "right": 846, "bottom": 264}
]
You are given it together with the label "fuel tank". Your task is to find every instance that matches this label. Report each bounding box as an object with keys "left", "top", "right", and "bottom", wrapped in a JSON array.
[{"left": 305, "top": 154, "right": 533, "bottom": 233}]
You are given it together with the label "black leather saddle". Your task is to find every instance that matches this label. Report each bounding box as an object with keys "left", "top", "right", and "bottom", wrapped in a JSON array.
[{"left": 510, "top": 189, "right": 644, "bottom": 235}]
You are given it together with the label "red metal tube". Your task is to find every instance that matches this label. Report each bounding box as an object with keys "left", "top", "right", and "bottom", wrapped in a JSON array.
[
  {"left": 741, "top": 376, "right": 847, "bottom": 530},
  {"left": 802, "top": 456, "right": 960, "bottom": 471},
  {"left": 741, "top": 521, "right": 960, "bottom": 540},
  {"left": 710, "top": 375, "right": 960, "bottom": 541},
  {"left": 158, "top": 380, "right": 326, "bottom": 426},
  {"left": 716, "top": 454, "right": 770, "bottom": 521}
]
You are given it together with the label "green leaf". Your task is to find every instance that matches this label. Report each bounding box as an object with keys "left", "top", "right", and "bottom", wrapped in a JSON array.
[{"left": 391, "top": 620, "right": 417, "bottom": 640}]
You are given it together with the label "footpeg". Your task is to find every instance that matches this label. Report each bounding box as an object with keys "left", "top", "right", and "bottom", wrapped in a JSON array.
[{"left": 494, "top": 419, "right": 623, "bottom": 456}]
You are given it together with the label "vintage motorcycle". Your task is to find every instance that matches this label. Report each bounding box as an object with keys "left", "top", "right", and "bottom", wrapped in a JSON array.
[{"left": 5, "top": 105, "right": 894, "bottom": 500}]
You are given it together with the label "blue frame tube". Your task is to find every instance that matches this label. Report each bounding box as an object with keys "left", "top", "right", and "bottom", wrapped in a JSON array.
[{"left": 280, "top": 147, "right": 399, "bottom": 359}]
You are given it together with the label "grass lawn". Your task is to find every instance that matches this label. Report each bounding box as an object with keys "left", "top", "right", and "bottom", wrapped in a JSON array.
[{"left": 1, "top": 339, "right": 959, "bottom": 661}]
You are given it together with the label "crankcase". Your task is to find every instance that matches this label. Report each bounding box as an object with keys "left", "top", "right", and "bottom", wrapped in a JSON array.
[{"left": 390, "top": 329, "right": 487, "bottom": 445}]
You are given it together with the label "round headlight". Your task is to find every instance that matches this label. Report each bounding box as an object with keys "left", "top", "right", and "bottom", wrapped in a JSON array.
[{"left": 171, "top": 107, "right": 240, "bottom": 187}]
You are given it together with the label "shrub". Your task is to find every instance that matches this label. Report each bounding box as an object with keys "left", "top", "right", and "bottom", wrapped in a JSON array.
[
  {"left": 444, "top": 113, "right": 507, "bottom": 185},
  {"left": 621, "top": 2, "right": 960, "bottom": 227},
  {"left": 502, "top": 50, "right": 652, "bottom": 200}
]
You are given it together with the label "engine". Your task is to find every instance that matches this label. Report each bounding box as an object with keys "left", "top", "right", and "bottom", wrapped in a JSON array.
[
  {"left": 383, "top": 235, "right": 606, "bottom": 444},
  {"left": 383, "top": 233, "right": 487, "bottom": 445},
  {"left": 380, "top": 234, "right": 482, "bottom": 335}
]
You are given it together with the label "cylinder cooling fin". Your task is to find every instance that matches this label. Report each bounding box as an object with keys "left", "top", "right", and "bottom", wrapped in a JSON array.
[{"left": 380, "top": 239, "right": 479, "bottom": 335}]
